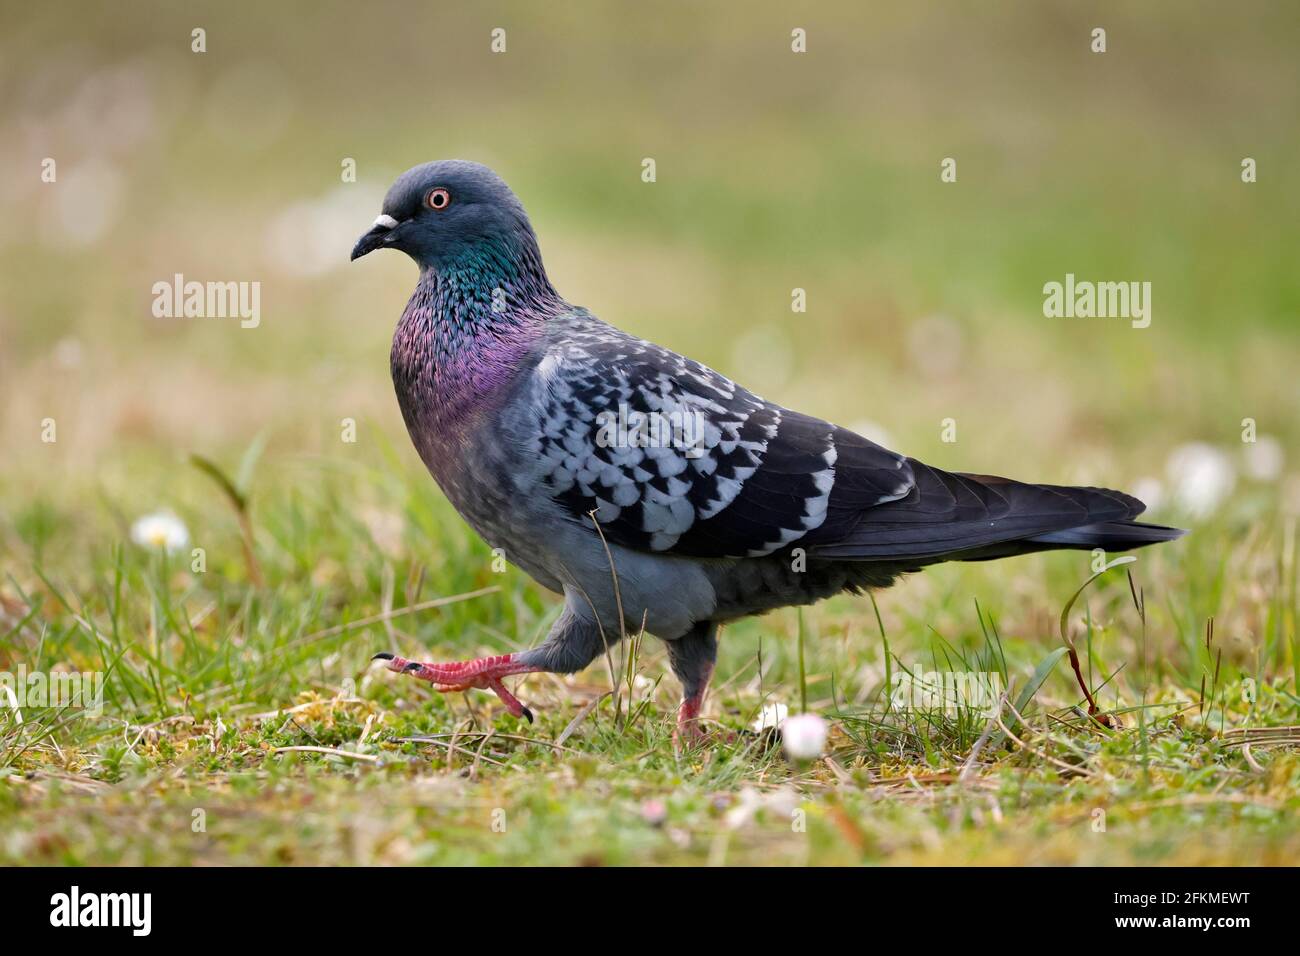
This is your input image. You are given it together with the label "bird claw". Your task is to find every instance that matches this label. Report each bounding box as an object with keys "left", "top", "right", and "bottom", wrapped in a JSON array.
[
  {"left": 672, "top": 696, "right": 739, "bottom": 751},
  {"left": 372, "top": 651, "right": 537, "bottom": 722}
]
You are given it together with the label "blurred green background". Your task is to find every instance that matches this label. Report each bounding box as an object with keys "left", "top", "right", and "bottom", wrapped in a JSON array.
[
  {"left": 4, "top": 0, "right": 1299, "bottom": 660},
  {"left": 3, "top": 0, "right": 1297, "bottom": 492},
  {"left": 1, "top": 0, "right": 1299, "bottom": 866},
  {"left": 2, "top": 0, "right": 1298, "bottom": 666}
]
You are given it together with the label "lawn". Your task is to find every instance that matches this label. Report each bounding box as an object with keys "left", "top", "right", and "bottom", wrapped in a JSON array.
[{"left": 1, "top": 0, "right": 1298, "bottom": 865}]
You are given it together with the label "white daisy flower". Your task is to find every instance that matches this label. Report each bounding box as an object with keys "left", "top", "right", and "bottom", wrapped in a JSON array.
[
  {"left": 130, "top": 512, "right": 190, "bottom": 554},
  {"left": 750, "top": 702, "right": 789, "bottom": 734},
  {"left": 723, "top": 786, "right": 800, "bottom": 830},
  {"left": 1166, "top": 443, "right": 1236, "bottom": 518},
  {"left": 781, "top": 713, "right": 829, "bottom": 761}
]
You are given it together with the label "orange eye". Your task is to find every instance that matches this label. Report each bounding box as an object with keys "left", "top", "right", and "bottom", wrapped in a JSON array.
[{"left": 426, "top": 188, "right": 452, "bottom": 211}]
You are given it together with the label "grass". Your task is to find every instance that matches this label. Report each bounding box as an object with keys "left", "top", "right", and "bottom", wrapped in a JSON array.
[
  {"left": 1, "top": 444, "right": 1297, "bottom": 865},
  {"left": 2, "top": 0, "right": 1299, "bottom": 865}
]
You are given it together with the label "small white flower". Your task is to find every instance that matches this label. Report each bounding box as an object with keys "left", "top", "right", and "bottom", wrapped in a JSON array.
[
  {"left": 130, "top": 512, "right": 190, "bottom": 553},
  {"left": 750, "top": 702, "right": 789, "bottom": 734},
  {"left": 722, "top": 786, "right": 799, "bottom": 830},
  {"left": 781, "top": 713, "right": 829, "bottom": 761},
  {"left": 631, "top": 673, "right": 657, "bottom": 694},
  {"left": 1243, "top": 435, "right": 1284, "bottom": 482},
  {"left": 1166, "top": 443, "right": 1236, "bottom": 518}
]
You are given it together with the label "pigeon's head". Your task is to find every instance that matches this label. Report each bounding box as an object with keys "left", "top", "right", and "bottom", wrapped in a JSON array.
[{"left": 351, "top": 160, "right": 539, "bottom": 272}]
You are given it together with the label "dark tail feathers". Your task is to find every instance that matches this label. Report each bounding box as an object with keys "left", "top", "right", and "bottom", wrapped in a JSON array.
[
  {"left": 808, "top": 462, "right": 1187, "bottom": 564},
  {"left": 1027, "top": 519, "right": 1186, "bottom": 550}
]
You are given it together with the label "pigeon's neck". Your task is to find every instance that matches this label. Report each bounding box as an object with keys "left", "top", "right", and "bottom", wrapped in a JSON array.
[{"left": 391, "top": 244, "right": 563, "bottom": 439}]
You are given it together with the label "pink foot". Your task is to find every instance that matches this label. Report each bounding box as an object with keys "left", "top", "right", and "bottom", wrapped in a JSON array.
[
  {"left": 672, "top": 695, "right": 739, "bottom": 749},
  {"left": 373, "top": 652, "right": 540, "bottom": 722},
  {"left": 673, "top": 696, "right": 743, "bottom": 750},
  {"left": 674, "top": 696, "right": 706, "bottom": 748}
]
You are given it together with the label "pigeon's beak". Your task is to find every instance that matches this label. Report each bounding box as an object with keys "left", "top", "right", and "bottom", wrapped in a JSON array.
[{"left": 350, "top": 214, "right": 400, "bottom": 261}]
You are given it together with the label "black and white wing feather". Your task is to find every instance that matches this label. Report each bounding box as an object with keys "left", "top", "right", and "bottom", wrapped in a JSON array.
[{"left": 523, "top": 321, "right": 913, "bottom": 558}]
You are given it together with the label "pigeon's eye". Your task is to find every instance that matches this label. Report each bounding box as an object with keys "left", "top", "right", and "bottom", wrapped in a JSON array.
[{"left": 426, "top": 188, "right": 452, "bottom": 211}]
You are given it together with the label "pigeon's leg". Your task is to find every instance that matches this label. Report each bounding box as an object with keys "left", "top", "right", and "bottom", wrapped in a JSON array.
[
  {"left": 371, "top": 652, "right": 541, "bottom": 720},
  {"left": 373, "top": 597, "right": 616, "bottom": 723},
  {"left": 665, "top": 621, "right": 719, "bottom": 746}
]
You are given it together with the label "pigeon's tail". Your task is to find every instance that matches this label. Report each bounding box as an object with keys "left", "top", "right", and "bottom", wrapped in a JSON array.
[
  {"left": 808, "top": 463, "right": 1187, "bottom": 564},
  {"left": 1025, "top": 519, "right": 1186, "bottom": 550},
  {"left": 950, "top": 515, "right": 1186, "bottom": 564}
]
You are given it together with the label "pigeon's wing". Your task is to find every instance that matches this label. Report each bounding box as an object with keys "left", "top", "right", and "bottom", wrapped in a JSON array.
[
  {"left": 522, "top": 323, "right": 1183, "bottom": 564},
  {"left": 522, "top": 329, "right": 914, "bottom": 558}
]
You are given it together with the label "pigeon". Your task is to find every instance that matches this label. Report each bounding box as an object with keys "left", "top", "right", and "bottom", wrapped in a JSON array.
[{"left": 351, "top": 160, "right": 1184, "bottom": 743}]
